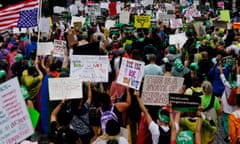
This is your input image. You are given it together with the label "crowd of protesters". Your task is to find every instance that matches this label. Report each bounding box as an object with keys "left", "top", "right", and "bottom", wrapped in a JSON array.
[{"left": 1, "top": 0, "right": 240, "bottom": 144}]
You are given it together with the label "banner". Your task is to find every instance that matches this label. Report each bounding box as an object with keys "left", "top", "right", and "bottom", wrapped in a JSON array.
[
  {"left": 141, "top": 76, "right": 184, "bottom": 105},
  {"left": 169, "top": 32, "right": 188, "bottom": 48},
  {"left": 169, "top": 93, "right": 201, "bottom": 112},
  {"left": 37, "top": 42, "right": 54, "bottom": 56},
  {"left": 134, "top": 16, "right": 151, "bottom": 28},
  {"left": 53, "top": 40, "right": 67, "bottom": 57},
  {"left": 117, "top": 58, "right": 145, "bottom": 90},
  {"left": 0, "top": 77, "right": 34, "bottom": 143},
  {"left": 48, "top": 77, "right": 83, "bottom": 100},
  {"left": 119, "top": 11, "right": 130, "bottom": 24},
  {"left": 70, "top": 55, "right": 109, "bottom": 82},
  {"left": 170, "top": 18, "right": 183, "bottom": 29}
]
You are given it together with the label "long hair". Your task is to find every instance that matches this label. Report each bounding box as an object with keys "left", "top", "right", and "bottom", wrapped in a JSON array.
[{"left": 201, "top": 80, "right": 213, "bottom": 95}]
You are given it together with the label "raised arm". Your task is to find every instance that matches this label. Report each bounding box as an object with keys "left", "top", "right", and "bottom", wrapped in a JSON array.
[
  {"left": 134, "top": 90, "right": 152, "bottom": 125},
  {"left": 50, "top": 100, "right": 66, "bottom": 122},
  {"left": 86, "top": 82, "right": 92, "bottom": 105},
  {"left": 115, "top": 87, "right": 131, "bottom": 112}
]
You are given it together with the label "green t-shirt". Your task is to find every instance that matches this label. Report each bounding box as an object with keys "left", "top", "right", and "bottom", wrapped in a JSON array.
[{"left": 200, "top": 94, "right": 221, "bottom": 111}]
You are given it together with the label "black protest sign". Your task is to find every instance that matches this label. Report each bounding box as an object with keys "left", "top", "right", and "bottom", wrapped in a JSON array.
[
  {"left": 169, "top": 93, "right": 201, "bottom": 112},
  {"left": 73, "top": 42, "right": 100, "bottom": 55},
  {"left": 110, "top": 27, "right": 120, "bottom": 35},
  {"left": 214, "top": 20, "right": 227, "bottom": 29}
]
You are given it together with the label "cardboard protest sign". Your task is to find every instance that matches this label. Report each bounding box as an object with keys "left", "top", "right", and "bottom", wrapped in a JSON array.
[
  {"left": 220, "top": 10, "right": 230, "bottom": 22},
  {"left": 120, "top": 11, "right": 130, "bottom": 24},
  {"left": 169, "top": 93, "right": 201, "bottom": 112},
  {"left": 53, "top": 40, "right": 67, "bottom": 57},
  {"left": 37, "top": 42, "right": 54, "bottom": 56},
  {"left": 71, "top": 16, "right": 85, "bottom": 27},
  {"left": 142, "top": 76, "right": 184, "bottom": 106},
  {"left": 170, "top": 18, "right": 183, "bottom": 29},
  {"left": 134, "top": 16, "right": 151, "bottom": 28},
  {"left": 222, "top": 56, "right": 235, "bottom": 66},
  {"left": 214, "top": 20, "right": 227, "bottom": 29},
  {"left": 48, "top": 77, "right": 83, "bottom": 100},
  {"left": 67, "top": 33, "right": 78, "bottom": 48},
  {"left": 0, "top": 77, "right": 34, "bottom": 143},
  {"left": 169, "top": 33, "right": 188, "bottom": 48},
  {"left": 70, "top": 55, "right": 109, "bottom": 82},
  {"left": 73, "top": 42, "right": 99, "bottom": 55},
  {"left": 193, "top": 22, "right": 206, "bottom": 36},
  {"left": 117, "top": 58, "right": 145, "bottom": 90},
  {"left": 39, "top": 17, "right": 51, "bottom": 33}
]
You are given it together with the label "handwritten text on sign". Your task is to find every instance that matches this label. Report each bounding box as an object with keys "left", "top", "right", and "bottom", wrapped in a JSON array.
[
  {"left": 117, "top": 58, "right": 145, "bottom": 90},
  {"left": 48, "top": 77, "right": 83, "bottom": 100},
  {"left": 70, "top": 55, "right": 109, "bottom": 82},
  {"left": 170, "top": 18, "right": 183, "bottom": 29},
  {"left": 141, "top": 75, "right": 184, "bottom": 106},
  {"left": 0, "top": 77, "right": 34, "bottom": 144},
  {"left": 53, "top": 40, "right": 67, "bottom": 57}
]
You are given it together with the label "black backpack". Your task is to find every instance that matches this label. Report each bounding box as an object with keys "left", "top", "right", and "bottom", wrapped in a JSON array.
[
  {"left": 158, "top": 126, "right": 171, "bottom": 144},
  {"left": 191, "top": 88, "right": 203, "bottom": 97}
]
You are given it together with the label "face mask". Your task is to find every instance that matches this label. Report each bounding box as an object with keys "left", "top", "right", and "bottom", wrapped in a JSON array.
[{"left": 160, "top": 125, "right": 169, "bottom": 132}]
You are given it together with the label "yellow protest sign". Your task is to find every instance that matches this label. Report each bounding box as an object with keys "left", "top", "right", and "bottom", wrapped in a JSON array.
[
  {"left": 220, "top": 10, "right": 230, "bottom": 22},
  {"left": 134, "top": 16, "right": 151, "bottom": 28}
]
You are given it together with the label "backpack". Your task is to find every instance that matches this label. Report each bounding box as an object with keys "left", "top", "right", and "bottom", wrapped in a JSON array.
[
  {"left": 191, "top": 87, "right": 203, "bottom": 97},
  {"left": 100, "top": 104, "right": 118, "bottom": 132},
  {"left": 158, "top": 126, "right": 171, "bottom": 144},
  {"left": 203, "top": 95, "right": 217, "bottom": 123}
]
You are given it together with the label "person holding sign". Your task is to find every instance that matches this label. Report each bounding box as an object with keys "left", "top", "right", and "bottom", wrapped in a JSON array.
[
  {"left": 134, "top": 90, "right": 176, "bottom": 144},
  {"left": 49, "top": 99, "right": 82, "bottom": 144}
]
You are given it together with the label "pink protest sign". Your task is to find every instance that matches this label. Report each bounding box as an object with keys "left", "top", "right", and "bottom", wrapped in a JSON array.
[{"left": 218, "top": 2, "right": 224, "bottom": 7}]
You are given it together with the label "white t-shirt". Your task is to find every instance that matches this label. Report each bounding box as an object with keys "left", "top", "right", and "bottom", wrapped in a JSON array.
[{"left": 93, "top": 136, "right": 128, "bottom": 144}]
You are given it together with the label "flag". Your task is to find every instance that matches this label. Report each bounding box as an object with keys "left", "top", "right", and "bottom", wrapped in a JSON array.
[{"left": 0, "top": 0, "right": 39, "bottom": 32}]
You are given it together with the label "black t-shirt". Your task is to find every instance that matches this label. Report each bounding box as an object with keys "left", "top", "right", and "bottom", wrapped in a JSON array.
[{"left": 50, "top": 121, "right": 80, "bottom": 144}]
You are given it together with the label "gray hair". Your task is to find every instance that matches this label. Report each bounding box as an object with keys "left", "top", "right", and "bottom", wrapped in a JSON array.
[{"left": 201, "top": 80, "right": 213, "bottom": 95}]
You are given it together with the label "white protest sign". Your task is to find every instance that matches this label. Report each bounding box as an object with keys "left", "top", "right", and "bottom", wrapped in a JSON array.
[
  {"left": 48, "top": 77, "right": 83, "bottom": 100},
  {"left": 170, "top": 18, "right": 183, "bottom": 29},
  {"left": 53, "top": 6, "right": 67, "bottom": 14},
  {"left": 105, "top": 20, "right": 116, "bottom": 30},
  {"left": 184, "top": 7, "right": 201, "bottom": 17},
  {"left": 70, "top": 55, "right": 109, "bottom": 82},
  {"left": 142, "top": 75, "right": 184, "bottom": 105},
  {"left": 0, "top": 77, "right": 34, "bottom": 143},
  {"left": 169, "top": 32, "right": 188, "bottom": 48},
  {"left": 39, "top": 17, "right": 51, "bottom": 33},
  {"left": 142, "top": 0, "right": 153, "bottom": 7},
  {"left": 116, "top": 2, "right": 122, "bottom": 14},
  {"left": 88, "top": 4, "right": 101, "bottom": 23},
  {"left": 37, "top": 42, "right": 54, "bottom": 56},
  {"left": 70, "top": 4, "right": 78, "bottom": 16},
  {"left": 13, "top": 28, "right": 27, "bottom": 34},
  {"left": 117, "top": 58, "right": 145, "bottom": 90},
  {"left": 71, "top": 16, "right": 85, "bottom": 27},
  {"left": 100, "top": 2, "right": 109, "bottom": 9},
  {"left": 53, "top": 40, "right": 67, "bottom": 57},
  {"left": 157, "top": 12, "right": 175, "bottom": 27},
  {"left": 119, "top": 11, "right": 130, "bottom": 24}
]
